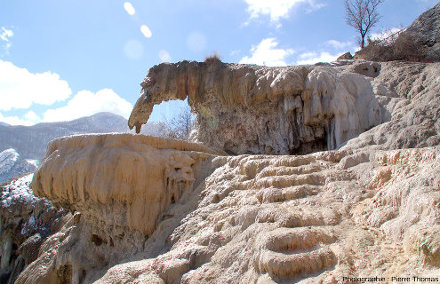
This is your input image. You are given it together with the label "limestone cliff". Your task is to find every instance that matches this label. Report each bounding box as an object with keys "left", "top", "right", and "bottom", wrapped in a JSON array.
[
  {"left": 342, "top": 62, "right": 440, "bottom": 151},
  {"left": 129, "top": 60, "right": 440, "bottom": 156},
  {"left": 129, "top": 60, "right": 389, "bottom": 155}
]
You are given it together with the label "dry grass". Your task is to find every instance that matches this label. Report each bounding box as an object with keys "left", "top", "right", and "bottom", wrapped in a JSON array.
[
  {"left": 204, "top": 53, "right": 222, "bottom": 65},
  {"left": 355, "top": 32, "right": 425, "bottom": 62}
]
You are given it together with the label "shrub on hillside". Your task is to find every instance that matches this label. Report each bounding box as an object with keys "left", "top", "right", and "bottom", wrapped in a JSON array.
[
  {"left": 355, "top": 31, "right": 424, "bottom": 62},
  {"left": 204, "top": 53, "right": 222, "bottom": 66}
]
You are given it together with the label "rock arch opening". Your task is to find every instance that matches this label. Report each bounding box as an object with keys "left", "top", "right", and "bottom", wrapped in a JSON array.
[{"left": 129, "top": 61, "right": 390, "bottom": 155}]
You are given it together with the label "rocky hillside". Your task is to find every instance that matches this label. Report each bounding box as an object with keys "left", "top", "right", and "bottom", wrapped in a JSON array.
[
  {"left": 0, "top": 149, "right": 36, "bottom": 185},
  {"left": 404, "top": 2, "right": 440, "bottom": 62},
  {"left": 355, "top": 2, "right": 440, "bottom": 62},
  {"left": 0, "top": 174, "right": 67, "bottom": 284}
]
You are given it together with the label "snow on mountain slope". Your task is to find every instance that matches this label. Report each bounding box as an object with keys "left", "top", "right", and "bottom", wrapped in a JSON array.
[{"left": 0, "top": 149, "right": 36, "bottom": 185}]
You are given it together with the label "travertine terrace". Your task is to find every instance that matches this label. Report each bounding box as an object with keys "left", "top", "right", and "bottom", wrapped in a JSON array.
[
  {"left": 2, "top": 3, "right": 440, "bottom": 284},
  {"left": 2, "top": 5, "right": 440, "bottom": 282},
  {"left": 11, "top": 57, "right": 438, "bottom": 283},
  {"left": 21, "top": 139, "right": 440, "bottom": 283}
]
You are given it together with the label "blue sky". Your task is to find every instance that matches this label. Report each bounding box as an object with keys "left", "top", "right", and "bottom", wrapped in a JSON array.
[{"left": 0, "top": 0, "right": 438, "bottom": 126}]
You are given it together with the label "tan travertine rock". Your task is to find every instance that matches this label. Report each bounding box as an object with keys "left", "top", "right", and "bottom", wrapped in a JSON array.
[
  {"left": 128, "top": 61, "right": 389, "bottom": 155},
  {"left": 19, "top": 141, "right": 440, "bottom": 283},
  {"left": 90, "top": 146, "right": 439, "bottom": 283},
  {"left": 20, "top": 134, "right": 221, "bottom": 283},
  {"left": 13, "top": 35, "right": 440, "bottom": 283},
  {"left": 342, "top": 62, "right": 440, "bottom": 151},
  {"left": 129, "top": 60, "right": 440, "bottom": 155},
  {"left": 32, "top": 133, "right": 221, "bottom": 236}
]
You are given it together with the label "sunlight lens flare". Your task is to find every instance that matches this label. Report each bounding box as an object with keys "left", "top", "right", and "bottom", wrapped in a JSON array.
[
  {"left": 124, "top": 40, "right": 144, "bottom": 60},
  {"left": 159, "top": 50, "right": 171, "bottom": 62},
  {"left": 140, "top": 25, "right": 152, "bottom": 38},
  {"left": 123, "top": 2, "right": 136, "bottom": 16}
]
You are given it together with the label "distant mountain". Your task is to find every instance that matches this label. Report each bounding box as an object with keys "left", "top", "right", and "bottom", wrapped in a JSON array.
[
  {"left": 0, "top": 112, "right": 130, "bottom": 160},
  {"left": 0, "top": 149, "right": 36, "bottom": 184},
  {"left": 0, "top": 122, "right": 9, "bottom": 127},
  {"left": 0, "top": 112, "right": 171, "bottom": 161}
]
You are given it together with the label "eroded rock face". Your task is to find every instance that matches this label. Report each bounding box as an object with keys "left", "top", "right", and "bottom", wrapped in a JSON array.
[
  {"left": 129, "top": 60, "right": 389, "bottom": 155},
  {"left": 93, "top": 146, "right": 440, "bottom": 283},
  {"left": 25, "top": 133, "right": 221, "bottom": 283},
  {"left": 21, "top": 137, "right": 440, "bottom": 283},
  {"left": 342, "top": 62, "right": 440, "bottom": 151},
  {"left": 0, "top": 174, "right": 67, "bottom": 284}
]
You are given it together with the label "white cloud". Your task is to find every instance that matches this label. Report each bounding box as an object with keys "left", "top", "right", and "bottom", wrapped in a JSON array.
[
  {"left": 0, "top": 60, "right": 72, "bottom": 111},
  {"left": 124, "top": 40, "right": 144, "bottom": 60},
  {"left": 43, "top": 89, "right": 132, "bottom": 122},
  {"left": 296, "top": 51, "right": 341, "bottom": 65},
  {"left": 140, "top": 24, "right": 152, "bottom": 38},
  {"left": 244, "top": 0, "right": 325, "bottom": 26},
  {"left": 0, "top": 60, "right": 132, "bottom": 126},
  {"left": 0, "top": 112, "right": 34, "bottom": 126},
  {"left": 123, "top": 2, "right": 136, "bottom": 16},
  {"left": 0, "top": 27, "right": 13, "bottom": 42},
  {"left": 0, "top": 89, "right": 132, "bottom": 125},
  {"left": 230, "top": 49, "right": 241, "bottom": 57},
  {"left": 326, "top": 40, "right": 354, "bottom": 50},
  {"left": 186, "top": 32, "right": 207, "bottom": 53},
  {"left": 239, "top": 38, "right": 294, "bottom": 66},
  {"left": 1, "top": 27, "right": 14, "bottom": 56},
  {"left": 159, "top": 50, "right": 171, "bottom": 62},
  {"left": 24, "top": 111, "right": 40, "bottom": 123}
]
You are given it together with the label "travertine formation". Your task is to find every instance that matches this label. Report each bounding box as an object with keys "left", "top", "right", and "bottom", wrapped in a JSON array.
[
  {"left": 32, "top": 134, "right": 221, "bottom": 235},
  {"left": 130, "top": 60, "right": 440, "bottom": 156},
  {"left": 20, "top": 134, "right": 220, "bottom": 283},
  {"left": 342, "top": 61, "right": 440, "bottom": 151},
  {"left": 19, "top": 141, "right": 440, "bottom": 283},
  {"left": 4, "top": 56, "right": 437, "bottom": 283},
  {"left": 4, "top": 7, "right": 440, "bottom": 280},
  {"left": 129, "top": 60, "right": 389, "bottom": 155}
]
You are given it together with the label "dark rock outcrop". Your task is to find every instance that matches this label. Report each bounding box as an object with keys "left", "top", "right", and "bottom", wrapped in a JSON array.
[{"left": 0, "top": 174, "right": 67, "bottom": 284}]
